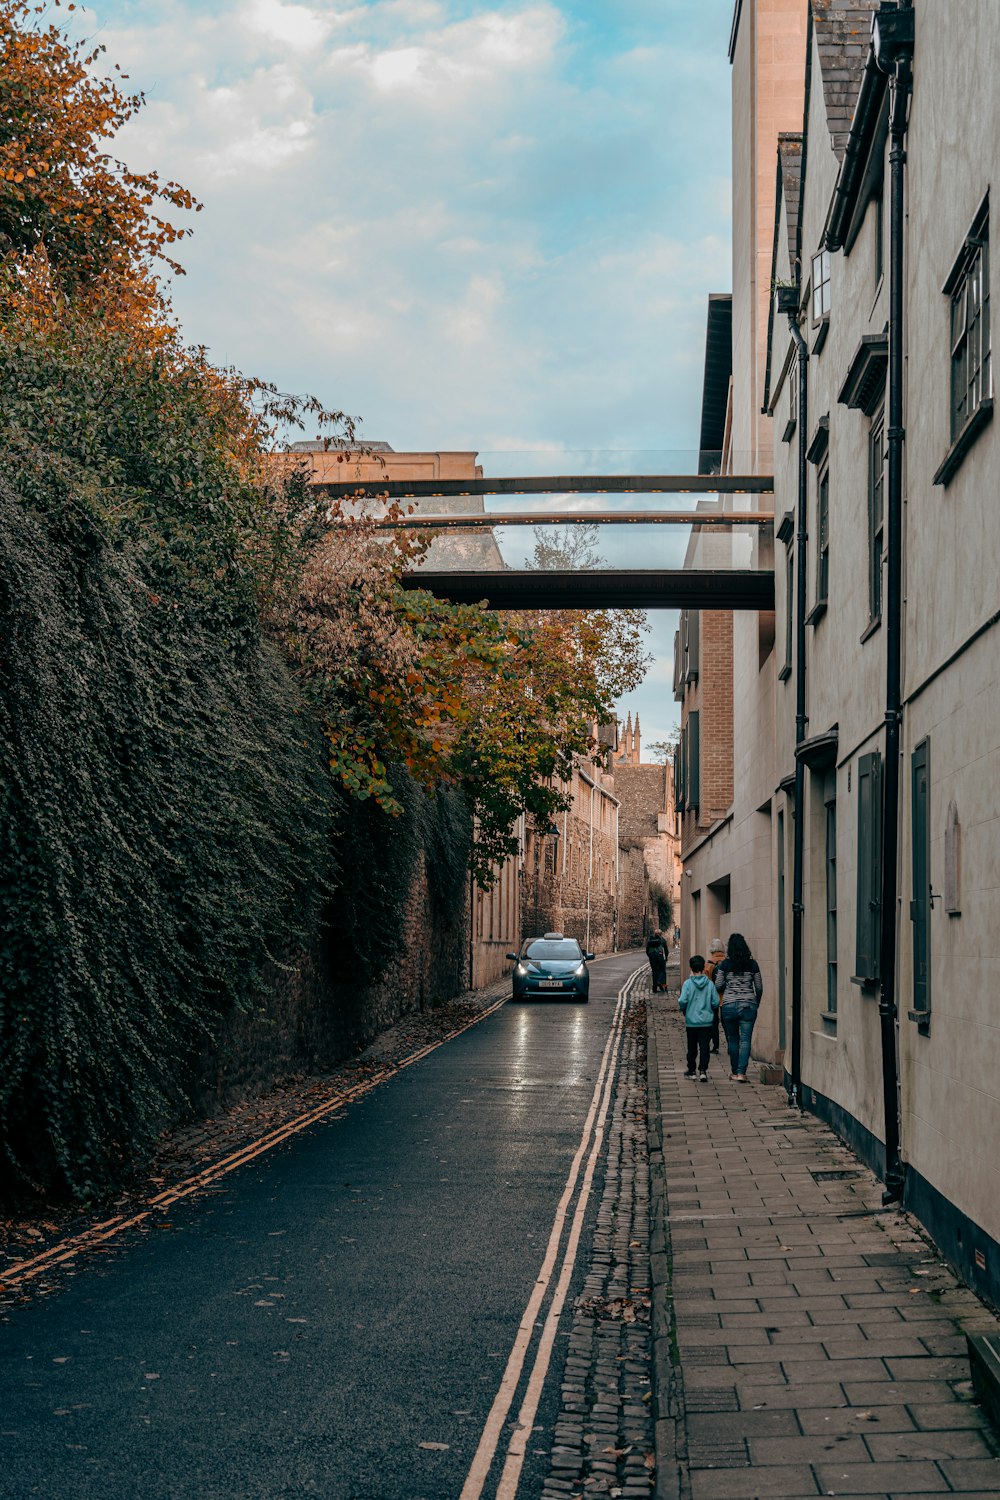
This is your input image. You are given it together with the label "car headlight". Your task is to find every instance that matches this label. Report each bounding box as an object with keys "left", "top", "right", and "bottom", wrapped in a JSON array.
[
  {"left": 573, "top": 964, "right": 586, "bottom": 978},
  {"left": 515, "top": 963, "right": 528, "bottom": 977}
]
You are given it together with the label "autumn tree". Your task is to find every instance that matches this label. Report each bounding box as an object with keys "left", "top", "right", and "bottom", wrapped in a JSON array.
[
  {"left": 0, "top": 0, "right": 653, "bottom": 1195},
  {"left": 0, "top": 0, "right": 198, "bottom": 327}
]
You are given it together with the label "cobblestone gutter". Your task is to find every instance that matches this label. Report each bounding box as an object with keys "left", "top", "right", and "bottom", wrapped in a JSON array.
[
  {"left": 645, "top": 968, "right": 687, "bottom": 1500},
  {"left": 541, "top": 980, "right": 656, "bottom": 1500}
]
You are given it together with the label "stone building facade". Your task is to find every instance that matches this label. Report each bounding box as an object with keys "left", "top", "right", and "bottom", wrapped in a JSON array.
[
  {"left": 520, "top": 755, "right": 623, "bottom": 954},
  {"left": 684, "top": 0, "right": 1000, "bottom": 1307},
  {"left": 677, "top": 0, "right": 808, "bottom": 1069},
  {"left": 766, "top": 0, "right": 1000, "bottom": 1305},
  {"left": 520, "top": 723, "right": 671, "bottom": 955},
  {"left": 614, "top": 718, "right": 682, "bottom": 930}
]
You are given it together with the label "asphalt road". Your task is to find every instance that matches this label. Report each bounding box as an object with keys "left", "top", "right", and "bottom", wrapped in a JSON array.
[{"left": 0, "top": 950, "right": 645, "bottom": 1500}]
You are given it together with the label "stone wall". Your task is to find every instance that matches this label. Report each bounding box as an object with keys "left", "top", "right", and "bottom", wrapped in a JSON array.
[{"left": 194, "top": 846, "right": 468, "bottom": 1110}]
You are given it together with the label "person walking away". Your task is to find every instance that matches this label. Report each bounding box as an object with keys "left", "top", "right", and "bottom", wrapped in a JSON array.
[
  {"left": 705, "top": 938, "right": 726, "bottom": 1055},
  {"left": 679, "top": 955, "right": 719, "bottom": 1080},
  {"left": 645, "top": 930, "right": 668, "bottom": 993},
  {"left": 713, "top": 932, "right": 762, "bottom": 1082}
]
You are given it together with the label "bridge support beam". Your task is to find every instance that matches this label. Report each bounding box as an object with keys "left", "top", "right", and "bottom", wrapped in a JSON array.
[{"left": 400, "top": 569, "right": 774, "bottom": 612}]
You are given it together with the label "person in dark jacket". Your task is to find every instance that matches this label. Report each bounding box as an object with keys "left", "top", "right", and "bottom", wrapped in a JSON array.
[
  {"left": 645, "top": 930, "right": 668, "bottom": 992},
  {"left": 713, "top": 931, "right": 763, "bottom": 1082}
]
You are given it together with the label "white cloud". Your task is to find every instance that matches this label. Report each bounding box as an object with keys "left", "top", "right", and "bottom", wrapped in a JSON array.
[
  {"left": 333, "top": 5, "right": 564, "bottom": 102},
  {"left": 245, "top": 0, "right": 330, "bottom": 51},
  {"left": 88, "top": 0, "right": 731, "bottom": 460}
]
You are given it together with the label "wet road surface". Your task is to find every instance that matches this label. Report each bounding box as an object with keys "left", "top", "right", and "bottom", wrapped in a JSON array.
[{"left": 0, "top": 951, "right": 645, "bottom": 1500}]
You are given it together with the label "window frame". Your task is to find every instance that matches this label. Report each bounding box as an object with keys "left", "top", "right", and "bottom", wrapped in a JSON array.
[
  {"left": 909, "top": 738, "right": 932, "bottom": 1028},
  {"left": 687, "top": 710, "right": 701, "bottom": 815},
  {"left": 779, "top": 543, "right": 794, "bottom": 681},
  {"left": 949, "top": 222, "right": 991, "bottom": 442},
  {"left": 867, "top": 405, "right": 886, "bottom": 629},
  {"left": 855, "top": 750, "right": 882, "bottom": 985},
  {"left": 811, "top": 249, "right": 831, "bottom": 326},
  {"left": 825, "top": 785, "right": 838, "bottom": 1020},
  {"left": 815, "top": 460, "right": 830, "bottom": 608}
]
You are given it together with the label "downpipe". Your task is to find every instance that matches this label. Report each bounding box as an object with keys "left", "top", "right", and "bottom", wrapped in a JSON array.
[
  {"left": 786, "top": 312, "right": 810, "bottom": 1112},
  {"left": 874, "top": 33, "right": 913, "bottom": 1206}
]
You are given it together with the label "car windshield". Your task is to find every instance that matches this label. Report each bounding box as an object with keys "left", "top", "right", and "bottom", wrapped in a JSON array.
[{"left": 525, "top": 940, "right": 583, "bottom": 962}]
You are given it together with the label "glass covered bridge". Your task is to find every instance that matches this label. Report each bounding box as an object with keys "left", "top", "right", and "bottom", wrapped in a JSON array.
[{"left": 316, "top": 452, "right": 774, "bottom": 612}]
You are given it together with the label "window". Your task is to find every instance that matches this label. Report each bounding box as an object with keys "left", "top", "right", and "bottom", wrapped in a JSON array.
[
  {"left": 683, "top": 610, "right": 700, "bottom": 682},
  {"left": 949, "top": 210, "right": 991, "bottom": 440},
  {"left": 868, "top": 408, "right": 886, "bottom": 625},
  {"left": 779, "top": 545, "right": 794, "bottom": 680},
  {"left": 910, "top": 739, "right": 931, "bottom": 1025},
  {"left": 855, "top": 751, "right": 882, "bottom": 984},
  {"left": 812, "top": 249, "right": 831, "bottom": 324},
  {"left": 825, "top": 788, "right": 838, "bottom": 1018},
  {"left": 816, "top": 463, "right": 830, "bottom": 607},
  {"left": 687, "top": 710, "right": 701, "bottom": 814}
]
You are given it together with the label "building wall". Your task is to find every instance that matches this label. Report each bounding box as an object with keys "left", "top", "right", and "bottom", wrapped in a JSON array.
[
  {"left": 681, "top": 0, "right": 806, "bottom": 1066},
  {"left": 520, "top": 762, "right": 624, "bottom": 954},
  {"left": 766, "top": 0, "right": 1000, "bottom": 1295},
  {"left": 470, "top": 849, "right": 521, "bottom": 989},
  {"left": 615, "top": 759, "right": 682, "bottom": 925}
]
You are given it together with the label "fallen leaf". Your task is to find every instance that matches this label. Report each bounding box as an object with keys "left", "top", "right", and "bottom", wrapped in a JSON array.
[
  {"left": 53, "top": 1357, "right": 69, "bottom": 1364},
  {"left": 419, "top": 1441, "right": 449, "bottom": 1452},
  {"left": 143, "top": 1373, "right": 160, "bottom": 1381},
  {"left": 643, "top": 1453, "right": 655, "bottom": 1471},
  {"left": 254, "top": 1300, "right": 275, "bottom": 1307}
]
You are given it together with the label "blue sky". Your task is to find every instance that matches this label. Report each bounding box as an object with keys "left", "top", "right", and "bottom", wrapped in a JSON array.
[{"left": 83, "top": 0, "right": 734, "bottom": 747}]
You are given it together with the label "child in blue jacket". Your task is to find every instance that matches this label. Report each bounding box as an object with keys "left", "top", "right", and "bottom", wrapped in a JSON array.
[{"left": 679, "top": 954, "right": 720, "bottom": 1080}]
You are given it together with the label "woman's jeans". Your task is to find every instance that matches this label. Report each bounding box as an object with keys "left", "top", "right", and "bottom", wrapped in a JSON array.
[{"left": 720, "top": 1002, "right": 758, "bottom": 1076}]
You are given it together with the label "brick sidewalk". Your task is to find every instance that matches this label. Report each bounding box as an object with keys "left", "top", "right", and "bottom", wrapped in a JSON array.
[{"left": 646, "top": 983, "right": 1000, "bottom": 1500}]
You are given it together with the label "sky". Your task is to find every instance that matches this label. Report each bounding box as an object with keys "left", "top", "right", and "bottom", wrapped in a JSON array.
[{"left": 80, "top": 0, "right": 734, "bottom": 750}]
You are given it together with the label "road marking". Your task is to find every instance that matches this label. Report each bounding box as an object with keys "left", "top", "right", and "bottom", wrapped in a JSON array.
[
  {"left": 459, "top": 965, "right": 643, "bottom": 1500},
  {"left": 0, "top": 993, "right": 512, "bottom": 1294},
  {"left": 493, "top": 969, "right": 637, "bottom": 1500}
]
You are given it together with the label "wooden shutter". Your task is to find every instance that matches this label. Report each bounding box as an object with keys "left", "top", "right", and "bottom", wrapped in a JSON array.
[
  {"left": 688, "top": 710, "right": 701, "bottom": 813},
  {"left": 673, "top": 627, "right": 684, "bottom": 701},
  {"left": 675, "top": 734, "right": 686, "bottom": 814},
  {"left": 855, "top": 750, "right": 882, "bottom": 982},
  {"left": 910, "top": 739, "right": 931, "bottom": 1017},
  {"left": 686, "top": 611, "right": 700, "bottom": 682}
]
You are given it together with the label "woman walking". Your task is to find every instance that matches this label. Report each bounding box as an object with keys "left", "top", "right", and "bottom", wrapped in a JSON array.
[{"left": 713, "top": 932, "right": 762, "bottom": 1082}]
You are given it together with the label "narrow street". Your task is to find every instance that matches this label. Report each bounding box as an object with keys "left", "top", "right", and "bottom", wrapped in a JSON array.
[{"left": 0, "top": 953, "right": 648, "bottom": 1500}]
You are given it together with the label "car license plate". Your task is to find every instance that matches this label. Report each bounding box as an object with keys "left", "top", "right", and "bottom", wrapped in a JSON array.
[{"left": 539, "top": 979, "right": 563, "bottom": 988}]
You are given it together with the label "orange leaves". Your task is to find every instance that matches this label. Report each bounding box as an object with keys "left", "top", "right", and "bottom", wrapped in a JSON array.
[{"left": 0, "top": 0, "right": 199, "bottom": 326}]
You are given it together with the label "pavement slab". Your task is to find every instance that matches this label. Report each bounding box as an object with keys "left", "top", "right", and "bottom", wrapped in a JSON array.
[{"left": 645, "top": 976, "right": 1000, "bottom": 1500}]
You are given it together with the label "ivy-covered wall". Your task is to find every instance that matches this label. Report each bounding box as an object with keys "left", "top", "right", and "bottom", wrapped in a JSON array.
[
  {"left": 195, "top": 777, "right": 473, "bottom": 1107},
  {"left": 0, "top": 311, "right": 475, "bottom": 1202}
]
